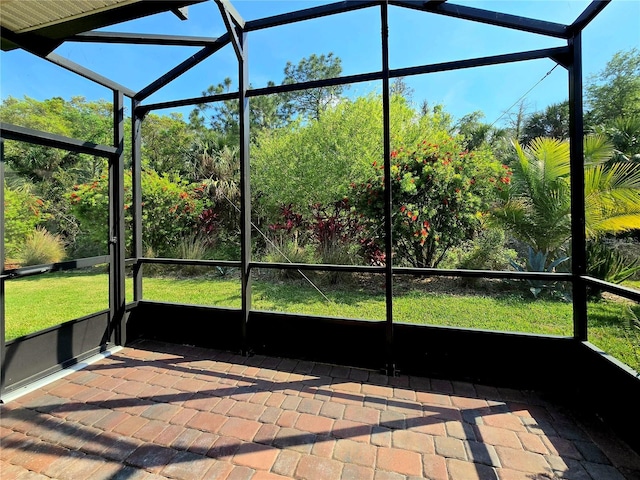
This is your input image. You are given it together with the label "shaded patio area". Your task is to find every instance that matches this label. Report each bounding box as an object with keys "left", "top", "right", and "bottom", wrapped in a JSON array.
[{"left": 1, "top": 340, "right": 638, "bottom": 480}]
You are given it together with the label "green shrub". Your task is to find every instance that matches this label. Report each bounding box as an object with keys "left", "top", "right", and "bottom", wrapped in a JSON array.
[
  {"left": 169, "top": 236, "right": 212, "bottom": 277},
  {"left": 622, "top": 308, "right": 640, "bottom": 370},
  {"left": 614, "top": 240, "right": 640, "bottom": 280},
  {"left": 586, "top": 240, "right": 640, "bottom": 299},
  {"left": 69, "top": 175, "right": 110, "bottom": 255},
  {"left": 140, "top": 245, "right": 162, "bottom": 277},
  {"left": 438, "top": 227, "right": 517, "bottom": 288},
  {"left": 21, "top": 227, "right": 65, "bottom": 266},
  {"left": 4, "top": 184, "right": 47, "bottom": 260},
  {"left": 444, "top": 228, "right": 517, "bottom": 271},
  {"left": 70, "top": 171, "right": 211, "bottom": 257},
  {"left": 352, "top": 136, "right": 505, "bottom": 268},
  {"left": 173, "top": 235, "right": 210, "bottom": 260},
  {"left": 141, "top": 172, "right": 208, "bottom": 256},
  {"left": 263, "top": 240, "right": 317, "bottom": 280},
  {"left": 206, "top": 231, "right": 241, "bottom": 261}
]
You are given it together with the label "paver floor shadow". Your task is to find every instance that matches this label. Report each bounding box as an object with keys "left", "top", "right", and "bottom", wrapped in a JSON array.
[{"left": 1, "top": 339, "right": 639, "bottom": 480}]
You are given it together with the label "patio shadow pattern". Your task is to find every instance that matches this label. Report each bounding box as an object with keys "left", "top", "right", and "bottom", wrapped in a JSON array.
[{"left": 1, "top": 340, "right": 638, "bottom": 480}]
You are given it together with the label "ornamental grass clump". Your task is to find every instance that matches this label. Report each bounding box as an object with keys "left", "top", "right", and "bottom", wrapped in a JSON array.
[
  {"left": 171, "top": 236, "right": 213, "bottom": 277},
  {"left": 21, "top": 227, "right": 65, "bottom": 266}
]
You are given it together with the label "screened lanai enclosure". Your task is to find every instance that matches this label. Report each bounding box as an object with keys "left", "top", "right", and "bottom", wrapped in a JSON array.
[{"left": 1, "top": 0, "right": 639, "bottom": 454}]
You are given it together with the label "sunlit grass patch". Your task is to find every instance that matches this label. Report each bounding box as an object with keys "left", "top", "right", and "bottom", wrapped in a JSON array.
[{"left": 5, "top": 270, "right": 110, "bottom": 340}]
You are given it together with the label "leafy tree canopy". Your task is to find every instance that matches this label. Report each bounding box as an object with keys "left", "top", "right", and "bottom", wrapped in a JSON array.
[
  {"left": 586, "top": 48, "right": 640, "bottom": 127},
  {"left": 521, "top": 101, "right": 570, "bottom": 145},
  {"left": 455, "top": 111, "right": 508, "bottom": 152},
  {"left": 141, "top": 112, "right": 194, "bottom": 175},
  {"left": 251, "top": 94, "right": 417, "bottom": 220},
  {"left": 191, "top": 52, "right": 345, "bottom": 142},
  {"left": 0, "top": 95, "right": 112, "bottom": 182},
  {"left": 281, "top": 52, "right": 346, "bottom": 121}
]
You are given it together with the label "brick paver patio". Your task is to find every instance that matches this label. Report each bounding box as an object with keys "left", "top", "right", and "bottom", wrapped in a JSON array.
[{"left": 1, "top": 339, "right": 639, "bottom": 479}]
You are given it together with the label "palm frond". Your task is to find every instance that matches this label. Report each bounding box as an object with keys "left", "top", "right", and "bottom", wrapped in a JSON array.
[
  {"left": 496, "top": 135, "right": 640, "bottom": 249},
  {"left": 529, "top": 137, "right": 570, "bottom": 182},
  {"left": 590, "top": 214, "right": 640, "bottom": 234},
  {"left": 584, "top": 134, "right": 614, "bottom": 165},
  {"left": 603, "top": 161, "right": 640, "bottom": 190}
]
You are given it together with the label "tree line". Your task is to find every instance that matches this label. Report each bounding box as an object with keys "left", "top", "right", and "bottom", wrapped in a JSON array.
[{"left": 2, "top": 48, "right": 639, "bottom": 294}]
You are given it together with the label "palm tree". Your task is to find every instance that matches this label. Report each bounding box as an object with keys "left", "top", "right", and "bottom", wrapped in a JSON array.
[
  {"left": 492, "top": 137, "right": 571, "bottom": 260},
  {"left": 584, "top": 135, "right": 640, "bottom": 237},
  {"left": 492, "top": 135, "right": 640, "bottom": 266}
]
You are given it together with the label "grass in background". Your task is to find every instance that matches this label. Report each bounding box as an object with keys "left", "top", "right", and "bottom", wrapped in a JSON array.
[
  {"left": 252, "top": 278, "right": 386, "bottom": 321},
  {"left": 624, "top": 280, "right": 640, "bottom": 291},
  {"left": 142, "top": 275, "right": 242, "bottom": 307},
  {"left": 4, "top": 271, "right": 639, "bottom": 372},
  {"left": 588, "top": 300, "right": 640, "bottom": 371},
  {"left": 393, "top": 290, "right": 574, "bottom": 335}
]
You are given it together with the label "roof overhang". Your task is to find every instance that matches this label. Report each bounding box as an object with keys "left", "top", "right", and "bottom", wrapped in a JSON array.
[{"left": 0, "top": 0, "right": 207, "bottom": 54}]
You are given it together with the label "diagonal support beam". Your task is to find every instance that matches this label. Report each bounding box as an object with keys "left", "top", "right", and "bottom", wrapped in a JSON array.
[
  {"left": 569, "top": 0, "right": 610, "bottom": 35},
  {"left": 135, "top": 33, "right": 230, "bottom": 101},
  {"left": 1, "top": 27, "right": 136, "bottom": 96},
  {"left": 46, "top": 53, "right": 137, "bottom": 98},
  {"left": 391, "top": 46, "right": 569, "bottom": 77},
  {"left": 137, "top": 46, "right": 569, "bottom": 114},
  {"left": 215, "top": 0, "right": 244, "bottom": 60},
  {"left": 550, "top": 52, "right": 572, "bottom": 70},
  {"left": 135, "top": 91, "right": 237, "bottom": 115},
  {"left": 215, "top": 0, "right": 245, "bottom": 29}
]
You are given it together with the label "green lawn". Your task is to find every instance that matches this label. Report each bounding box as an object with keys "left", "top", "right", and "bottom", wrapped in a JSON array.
[
  {"left": 4, "top": 270, "right": 111, "bottom": 339},
  {"left": 4, "top": 270, "right": 639, "bottom": 372}
]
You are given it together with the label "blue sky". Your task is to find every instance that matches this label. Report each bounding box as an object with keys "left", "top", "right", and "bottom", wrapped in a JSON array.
[{"left": 1, "top": 0, "right": 639, "bottom": 127}]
